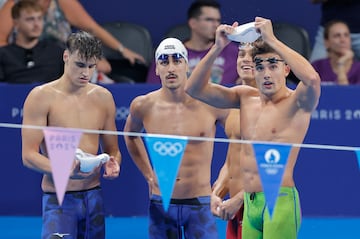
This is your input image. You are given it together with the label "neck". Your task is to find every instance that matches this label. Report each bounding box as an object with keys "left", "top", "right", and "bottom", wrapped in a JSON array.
[
  {"left": 261, "top": 87, "right": 290, "bottom": 104},
  {"left": 15, "top": 34, "right": 39, "bottom": 49},
  {"left": 161, "top": 87, "right": 188, "bottom": 103},
  {"left": 184, "top": 34, "right": 214, "bottom": 51}
]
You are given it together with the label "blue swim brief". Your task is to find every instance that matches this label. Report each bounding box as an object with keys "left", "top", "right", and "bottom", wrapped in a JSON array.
[
  {"left": 149, "top": 194, "right": 219, "bottom": 239},
  {"left": 41, "top": 186, "right": 105, "bottom": 239}
]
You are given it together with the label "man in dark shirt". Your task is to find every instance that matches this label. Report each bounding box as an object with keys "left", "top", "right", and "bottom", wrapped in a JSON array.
[{"left": 0, "top": 0, "right": 63, "bottom": 84}]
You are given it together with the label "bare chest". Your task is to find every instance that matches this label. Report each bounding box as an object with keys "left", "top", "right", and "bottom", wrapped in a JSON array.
[
  {"left": 144, "top": 104, "right": 217, "bottom": 137},
  {"left": 241, "top": 103, "right": 298, "bottom": 142},
  {"left": 47, "top": 96, "right": 104, "bottom": 129}
]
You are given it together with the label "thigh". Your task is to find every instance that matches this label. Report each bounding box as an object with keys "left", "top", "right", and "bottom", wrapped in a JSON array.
[
  {"left": 78, "top": 189, "right": 105, "bottom": 239},
  {"left": 42, "top": 193, "right": 78, "bottom": 239},
  {"left": 185, "top": 204, "right": 218, "bottom": 239},
  {"left": 149, "top": 200, "right": 179, "bottom": 239},
  {"left": 263, "top": 188, "right": 301, "bottom": 239},
  {"left": 226, "top": 207, "right": 244, "bottom": 239},
  {"left": 241, "top": 194, "right": 262, "bottom": 239}
]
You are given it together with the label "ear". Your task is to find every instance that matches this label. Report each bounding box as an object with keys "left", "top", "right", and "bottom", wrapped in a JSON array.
[
  {"left": 324, "top": 39, "right": 331, "bottom": 52},
  {"left": 188, "top": 18, "right": 196, "bottom": 30},
  {"left": 155, "top": 63, "right": 159, "bottom": 76},
  {"left": 63, "top": 49, "right": 69, "bottom": 62},
  {"left": 284, "top": 64, "right": 291, "bottom": 77}
]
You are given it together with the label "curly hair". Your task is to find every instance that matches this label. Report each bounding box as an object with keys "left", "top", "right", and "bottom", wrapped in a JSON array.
[{"left": 251, "top": 38, "right": 276, "bottom": 59}]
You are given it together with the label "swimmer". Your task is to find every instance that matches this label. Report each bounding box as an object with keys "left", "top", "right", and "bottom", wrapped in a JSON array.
[
  {"left": 21, "top": 31, "right": 121, "bottom": 239},
  {"left": 124, "top": 37, "right": 228, "bottom": 239},
  {"left": 185, "top": 17, "right": 321, "bottom": 238},
  {"left": 211, "top": 42, "right": 257, "bottom": 239}
]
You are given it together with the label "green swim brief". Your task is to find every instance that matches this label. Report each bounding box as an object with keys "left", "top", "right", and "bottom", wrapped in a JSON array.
[{"left": 242, "top": 187, "right": 301, "bottom": 239}]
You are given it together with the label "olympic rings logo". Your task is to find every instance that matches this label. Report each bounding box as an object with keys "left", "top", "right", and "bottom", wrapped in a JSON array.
[{"left": 153, "top": 141, "right": 183, "bottom": 157}]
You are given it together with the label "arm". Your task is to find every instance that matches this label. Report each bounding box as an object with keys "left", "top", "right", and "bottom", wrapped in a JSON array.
[
  {"left": 22, "top": 86, "right": 102, "bottom": 179},
  {"left": 211, "top": 160, "right": 230, "bottom": 216},
  {"left": 211, "top": 143, "right": 244, "bottom": 220},
  {"left": 0, "top": 0, "right": 15, "bottom": 46},
  {"left": 58, "top": 0, "right": 145, "bottom": 65},
  {"left": 22, "top": 87, "right": 53, "bottom": 174},
  {"left": 100, "top": 89, "right": 121, "bottom": 179},
  {"left": 218, "top": 189, "right": 244, "bottom": 220},
  {"left": 124, "top": 96, "right": 154, "bottom": 184},
  {"left": 255, "top": 17, "right": 321, "bottom": 111},
  {"left": 335, "top": 49, "right": 354, "bottom": 85},
  {"left": 185, "top": 23, "right": 241, "bottom": 109}
]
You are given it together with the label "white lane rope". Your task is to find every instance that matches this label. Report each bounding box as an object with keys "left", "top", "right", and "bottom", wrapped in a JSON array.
[{"left": 0, "top": 122, "right": 359, "bottom": 152}]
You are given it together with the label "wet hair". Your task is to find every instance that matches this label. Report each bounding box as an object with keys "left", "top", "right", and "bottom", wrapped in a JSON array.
[
  {"left": 187, "top": 0, "right": 220, "bottom": 20},
  {"left": 251, "top": 38, "right": 277, "bottom": 59},
  {"left": 323, "top": 20, "right": 349, "bottom": 40},
  {"left": 11, "top": 0, "right": 43, "bottom": 19},
  {"left": 66, "top": 31, "right": 102, "bottom": 60}
]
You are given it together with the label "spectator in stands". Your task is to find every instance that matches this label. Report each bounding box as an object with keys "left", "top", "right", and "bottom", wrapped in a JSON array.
[
  {"left": 310, "top": 0, "right": 360, "bottom": 62},
  {"left": 0, "top": 0, "right": 145, "bottom": 81},
  {"left": 146, "top": 0, "right": 239, "bottom": 85},
  {"left": 312, "top": 20, "right": 360, "bottom": 85},
  {"left": 0, "top": 0, "right": 64, "bottom": 83}
]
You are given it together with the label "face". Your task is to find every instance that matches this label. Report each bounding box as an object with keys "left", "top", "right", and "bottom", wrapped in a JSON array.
[
  {"left": 325, "top": 22, "right": 351, "bottom": 56},
  {"left": 63, "top": 50, "right": 97, "bottom": 86},
  {"left": 190, "top": 6, "right": 221, "bottom": 42},
  {"left": 155, "top": 53, "right": 189, "bottom": 90},
  {"left": 253, "top": 53, "right": 289, "bottom": 95},
  {"left": 236, "top": 44, "right": 255, "bottom": 85},
  {"left": 14, "top": 9, "right": 43, "bottom": 39}
]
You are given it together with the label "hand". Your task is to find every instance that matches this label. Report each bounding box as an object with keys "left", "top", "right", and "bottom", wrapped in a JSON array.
[
  {"left": 210, "top": 193, "right": 223, "bottom": 217},
  {"left": 103, "top": 156, "right": 120, "bottom": 179},
  {"left": 337, "top": 49, "right": 354, "bottom": 66},
  {"left": 214, "top": 22, "right": 238, "bottom": 50},
  {"left": 254, "top": 17, "right": 276, "bottom": 43},
  {"left": 70, "top": 159, "right": 100, "bottom": 179},
  {"left": 217, "top": 197, "right": 243, "bottom": 221},
  {"left": 122, "top": 47, "right": 146, "bottom": 65}
]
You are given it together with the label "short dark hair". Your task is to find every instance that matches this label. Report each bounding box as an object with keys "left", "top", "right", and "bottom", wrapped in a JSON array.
[
  {"left": 323, "top": 20, "right": 349, "bottom": 40},
  {"left": 11, "top": 0, "right": 43, "bottom": 19},
  {"left": 187, "top": 0, "right": 220, "bottom": 20},
  {"left": 66, "top": 31, "right": 102, "bottom": 60},
  {"left": 251, "top": 38, "right": 278, "bottom": 59}
]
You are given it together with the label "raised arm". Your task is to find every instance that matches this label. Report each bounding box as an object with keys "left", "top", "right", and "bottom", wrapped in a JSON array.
[
  {"left": 185, "top": 23, "right": 241, "bottom": 109},
  {"left": 255, "top": 17, "right": 321, "bottom": 111},
  {"left": 124, "top": 96, "right": 154, "bottom": 184},
  {"left": 58, "top": 0, "right": 145, "bottom": 65},
  {"left": 22, "top": 86, "right": 52, "bottom": 174},
  {"left": 0, "top": 0, "right": 15, "bottom": 46}
]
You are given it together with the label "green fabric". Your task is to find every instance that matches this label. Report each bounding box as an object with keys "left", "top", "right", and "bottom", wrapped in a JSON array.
[{"left": 242, "top": 187, "right": 301, "bottom": 239}]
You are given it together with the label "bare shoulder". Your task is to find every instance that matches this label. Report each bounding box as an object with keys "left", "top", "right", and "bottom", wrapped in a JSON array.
[
  {"left": 87, "top": 84, "right": 114, "bottom": 101},
  {"left": 130, "top": 90, "right": 159, "bottom": 109},
  {"left": 237, "top": 85, "right": 258, "bottom": 97},
  {"left": 25, "top": 81, "right": 58, "bottom": 103}
]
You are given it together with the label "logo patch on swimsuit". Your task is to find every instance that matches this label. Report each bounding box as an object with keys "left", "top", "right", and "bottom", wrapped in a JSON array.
[{"left": 52, "top": 232, "right": 70, "bottom": 238}]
